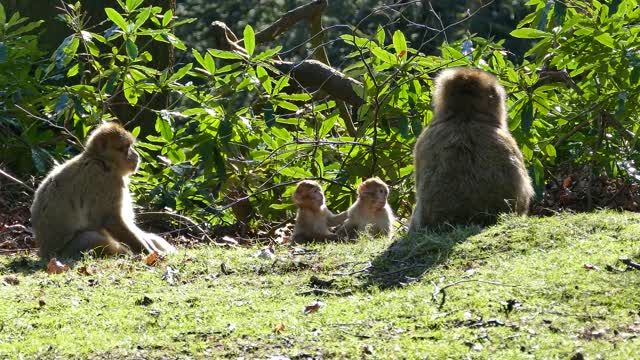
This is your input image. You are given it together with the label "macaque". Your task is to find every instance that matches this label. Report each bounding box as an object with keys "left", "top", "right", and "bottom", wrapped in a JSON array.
[
  {"left": 291, "top": 180, "right": 347, "bottom": 243},
  {"left": 31, "top": 122, "right": 177, "bottom": 259},
  {"left": 409, "top": 67, "right": 534, "bottom": 231},
  {"left": 337, "top": 177, "right": 395, "bottom": 239}
]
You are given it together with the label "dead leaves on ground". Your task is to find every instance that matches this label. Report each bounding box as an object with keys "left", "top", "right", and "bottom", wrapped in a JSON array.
[
  {"left": 46, "top": 258, "right": 69, "bottom": 274},
  {"left": 303, "top": 299, "right": 324, "bottom": 314}
]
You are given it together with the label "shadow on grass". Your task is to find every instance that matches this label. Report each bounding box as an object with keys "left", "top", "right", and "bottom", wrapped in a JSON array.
[
  {"left": 4, "top": 255, "right": 43, "bottom": 275},
  {"left": 365, "top": 225, "right": 483, "bottom": 289}
]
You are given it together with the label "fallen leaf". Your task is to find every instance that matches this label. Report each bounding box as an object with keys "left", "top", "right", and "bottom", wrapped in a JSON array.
[
  {"left": 274, "top": 321, "right": 285, "bottom": 334},
  {"left": 0, "top": 240, "right": 17, "bottom": 250},
  {"left": 47, "top": 258, "right": 69, "bottom": 274},
  {"left": 255, "top": 246, "right": 275, "bottom": 260},
  {"left": 77, "top": 266, "right": 94, "bottom": 276},
  {"left": 38, "top": 298, "right": 46, "bottom": 307},
  {"left": 584, "top": 264, "right": 601, "bottom": 271},
  {"left": 303, "top": 299, "right": 324, "bottom": 314},
  {"left": 2, "top": 275, "right": 19, "bottom": 285},
  {"left": 562, "top": 175, "right": 573, "bottom": 189},
  {"left": 220, "top": 236, "right": 239, "bottom": 246},
  {"left": 146, "top": 251, "right": 159, "bottom": 266}
]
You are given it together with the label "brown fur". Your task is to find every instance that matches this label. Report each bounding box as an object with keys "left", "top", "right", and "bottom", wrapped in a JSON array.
[
  {"left": 337, "top": 177, "right": 395, "bottom": 239},
  {"left": 409, "top": 67, "right": 534, "bottom": 230},
  {"left": 291, "top": 180, "right": 347, "bottom": 243},
  {"left": 31, "top": 122, "right": 177, "bottom": 259}
]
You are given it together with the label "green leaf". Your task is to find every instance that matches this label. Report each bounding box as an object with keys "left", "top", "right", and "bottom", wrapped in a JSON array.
[
  {"left": 376, "top": 25, "right": 385, "bottom": 45},
  {"left": 553, "top": 2, "right": 566, "bottom": 26},
  {"left": 510, "top": 28, "right": 550, "bottom": 39},
  {"left": 0, "top": 43, "right": 7, "bottom": 64},
  {"left": 270, "top": 203, "right": 295, "bottom": 210},
  {"left": 392, "top": 30, "right": 407, "bottom": 60},
  {"left": 594, "top": 33, "right": 615, "bottom": 48},
  {"left": 399, "top": 114, "right": 409, "bottom": 139},
  {"left": 203, "top": 53, "right": 216, "bottom": 75},
  {"left": 243, "top": 25, "right": 255, "bottom": 57},
  {"left": 545, "top": 144, "right": 556, "bottom": 158},
  {"left": 411, "top": 116, "right": 422, "bottom": 136},
  {"left": 0, "top": 3, "right": 6, "bottom": 28},
  {"left": 280, "top": 167, "right": 313, "bottom": 178},
  {"left": 169, "top": 63, "right": 192, "bottom": 82},
  {"left": 134, "top": 7, "right": 151, "bottom": 30},
  {"left": 125, "top": 38, "right": 138, "bottom": 59},
  {"left": 123, "top": 74, "right": 139, "bottom": 105},
  {"left": 219, "top": 119, "right": 232, "bottom": 143},
  {"left": 126, "top": 0, "right": 143, "bottom": 11},
  {"left": 371, "top": 47, "right": 398, "bottom": 64},
  {"left": 67, "top": 63, "right": 79, "bottom": 77},
  {"left": 275, "top": 100, "right": 298, "bottom": 112},
  {"left": 208, "top": 49, "right": 245, "bottom": 60},
  {"left": 536, "top": 0, "right": 552, "bottom": 30},
  {"left": 155, "top": 116, "right": 174, "bottom": 141},
  {"left": 53, "top": 35, "right": 80, "bottom": 68},
  {"left": 131, "top": 126, "right": 141, "bottom": 138},
  {"left": 264, "top": 103, "right": 275, "bottom": 127},
  {"left": 105, "top": 8, "right": 128, "bottom": 31},
  {"left": 31, "top": 148, "right": 49, "bottom": 174},
  {"left": 162, "top": 9, "right": 173, "bottom": 27},
  {"left": 521, "top": 99, "right": 534, "bottom": 133}
]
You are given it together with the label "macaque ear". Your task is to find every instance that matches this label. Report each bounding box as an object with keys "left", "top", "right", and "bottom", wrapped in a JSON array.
[{"left": 357, "top": 183, "right": 365, "bottom": 194}]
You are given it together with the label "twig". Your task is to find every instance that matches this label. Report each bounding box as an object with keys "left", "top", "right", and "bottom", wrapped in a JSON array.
[
  {"left": 0, "top": 169, "right": 34, "bottom": 192},
  {"left": 331, "top": 262, "right": 372, "bottom": 276},
  {"left": 432, "top": 279, "right": 519, "bottom": 309},
  {"left": 297, "top": 288, "right": 353, "bottom": 296},
  {"left": 619, "top": 258, "right": 640, "bottom": 270},
  {"left": 139, "top": 211, "right": 215, "bottom": 244}
]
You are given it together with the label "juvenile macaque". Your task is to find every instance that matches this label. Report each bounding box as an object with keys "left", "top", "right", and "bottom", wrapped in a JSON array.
[
  {"left": 409, "top": 67, "right": 534, "bottom": 231},
  {"left": 291, "top": 180, "right": 347, "bottom": 243},
  {"left": 337, "top": 177, "right": 395, "bottom": 239},
  {"left": 31, "top": 122, "right": 177, "bottom": 259}
]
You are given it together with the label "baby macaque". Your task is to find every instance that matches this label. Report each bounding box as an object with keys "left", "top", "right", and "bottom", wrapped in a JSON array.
[
  {"left": 291, "top": 180, "right": 347, "bottom": 243},
  {"left": 337, "top": 177, "right": 395, "bottom": 240}
]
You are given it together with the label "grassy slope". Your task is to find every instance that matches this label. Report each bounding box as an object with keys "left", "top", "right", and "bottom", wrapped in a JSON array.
[{"left": 1, "top": 211, "right": 639, "bottom": 359}]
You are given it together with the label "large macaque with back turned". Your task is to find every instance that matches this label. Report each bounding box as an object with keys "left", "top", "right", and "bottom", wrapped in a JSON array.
[
  {"left": 409, "top": 67, "right": 534, "bottom": 231},
  {"left": 291, "top": 180, "right": 347, "bottom": 243},
  {"left": 337, "top": 177, "right": 395, "bottom": 240},
  {"left": 31, "top": 122, "right": 177, "bottom": 259}
]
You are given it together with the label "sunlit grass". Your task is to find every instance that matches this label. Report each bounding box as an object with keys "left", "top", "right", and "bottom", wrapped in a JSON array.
[{"left": 1, "top": 210, "right": 639, "bottom": 358}]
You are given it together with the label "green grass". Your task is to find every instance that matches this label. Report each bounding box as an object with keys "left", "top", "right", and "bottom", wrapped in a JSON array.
[{"left": 1, "top": 211, "right": 639, "bottom": 359}]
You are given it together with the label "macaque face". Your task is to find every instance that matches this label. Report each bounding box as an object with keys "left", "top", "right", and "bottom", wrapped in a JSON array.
[
  {"left": 358, "top": 180, "right": 389, "bottom": 210},
  {"left": 293, "top": 181, "right": 325, "bottom": 208},
  {"left": 112, "top": 141, "right": 139, "bottom": 175}
]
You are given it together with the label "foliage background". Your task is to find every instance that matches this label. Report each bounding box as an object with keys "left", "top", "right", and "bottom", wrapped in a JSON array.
[{"left": 0, "top": 0, "right": 638, "bottom": 237}]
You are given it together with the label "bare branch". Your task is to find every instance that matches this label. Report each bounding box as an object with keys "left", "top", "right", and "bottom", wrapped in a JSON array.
[{"left": 254, "top": 0, "right": 328, "bottom": 44}]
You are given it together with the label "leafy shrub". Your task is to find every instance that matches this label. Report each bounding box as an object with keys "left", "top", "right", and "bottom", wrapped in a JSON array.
[{"left": 1, "top": 0, "right": 638, "bottom": 233}]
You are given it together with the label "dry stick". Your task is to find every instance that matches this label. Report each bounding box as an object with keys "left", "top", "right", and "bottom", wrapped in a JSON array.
[
  {"left": 331, "top": 262, "right": 372, "bottom": 276},
  {"left": 431, "top": 279, "right": 520, "bottom": 310},
  {"left": 307, "top": 8, "right": 357, "bottom": 137},
  {"left": 254, "top": 0, "right": 328, "bottom": 44},
  {"left": 619, "top": 258, "right": 640, "bottom": 270},
  {"left": 0, "top": 169, "right": 34, "bottom": 192},
  {"left": 139, "top": 211, "right": 216, "bottom": 244}
]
